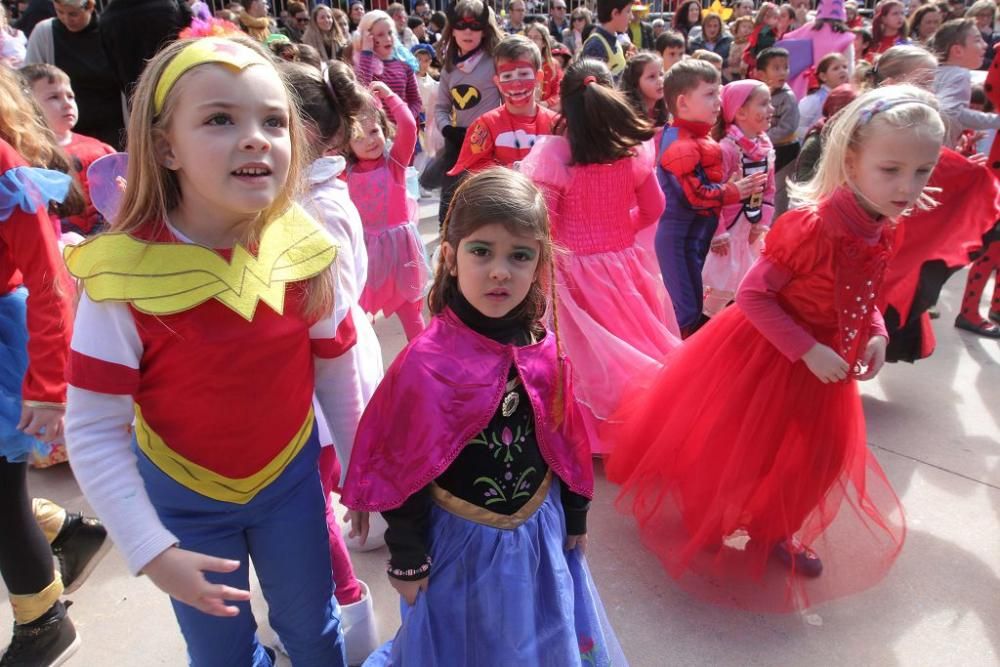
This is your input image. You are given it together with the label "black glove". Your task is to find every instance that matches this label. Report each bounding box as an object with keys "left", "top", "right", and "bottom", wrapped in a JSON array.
[{"left": 441, "top": 125, "right": 467, "bottom": 145}]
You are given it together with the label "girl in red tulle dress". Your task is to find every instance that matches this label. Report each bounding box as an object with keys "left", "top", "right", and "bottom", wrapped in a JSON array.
[{"left": 606, "top": 85, "right": 946, "bottom": 612}]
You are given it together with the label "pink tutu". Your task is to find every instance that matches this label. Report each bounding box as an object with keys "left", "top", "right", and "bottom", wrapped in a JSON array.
[
  {"left": 702, "top": 217, "right": 763, "bottom": 316},
  {"left": 555, "top": 244, "right": 680, "bottom": 454},
  {"left": 359, "top": 220, "right": 430, "bottom": 317}
]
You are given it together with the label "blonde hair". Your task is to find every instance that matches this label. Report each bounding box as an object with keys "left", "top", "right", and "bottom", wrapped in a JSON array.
[
  {"left": 115, "top": 34, "right": 334, "bottom": 319},
  {"left": 866, "top": 44, "right": 937, "bottom": 89},
  {"left": 352, "top": 10, "right": 394, "bottom": 54},
  {"left": 789, "top": 84, "right": 944, "bottom": 205}
]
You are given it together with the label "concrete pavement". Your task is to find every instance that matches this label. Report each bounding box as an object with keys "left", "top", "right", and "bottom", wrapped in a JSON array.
[{"left": 2, "top": 204, "right": 998, "bottom": 666}]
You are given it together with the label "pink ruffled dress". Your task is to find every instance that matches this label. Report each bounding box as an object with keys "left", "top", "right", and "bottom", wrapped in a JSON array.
[
  {"left": 522, "top": 136, "right": 681, "bottom": 455},
  {"left": 347, "top": 94, "right": 430, "bottom": 318}
]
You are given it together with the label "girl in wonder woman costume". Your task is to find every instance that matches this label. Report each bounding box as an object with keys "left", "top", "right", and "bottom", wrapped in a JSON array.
[
  {"left": 607, "top": 85, "right": 944, "bottom": 612},
  {"left": 64, "top": 35, "right": 366, "bottom": 666}
]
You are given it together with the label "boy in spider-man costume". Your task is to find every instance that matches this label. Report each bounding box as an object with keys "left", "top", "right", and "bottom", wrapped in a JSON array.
[{"left": 655, "top": 60, "right": 765, "bottom": 337}]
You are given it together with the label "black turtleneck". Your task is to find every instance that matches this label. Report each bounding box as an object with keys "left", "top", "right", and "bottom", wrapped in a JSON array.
[{"left": 381, "top": 293, "right": 590, "bottom": 581}]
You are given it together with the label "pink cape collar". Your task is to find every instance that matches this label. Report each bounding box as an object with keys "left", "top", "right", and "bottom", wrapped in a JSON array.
[{"left": 342, "top": 308, "right": 595, "bottom": 511}]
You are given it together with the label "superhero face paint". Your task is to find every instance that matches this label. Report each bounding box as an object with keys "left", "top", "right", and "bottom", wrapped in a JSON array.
[{"left": 495, "top": 60, "right": 539, "bottom": 110}]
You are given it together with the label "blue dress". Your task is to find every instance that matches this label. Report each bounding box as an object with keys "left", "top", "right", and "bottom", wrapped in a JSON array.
[{"left": 364, "top": 480, "right": 626, "bottom": 666}]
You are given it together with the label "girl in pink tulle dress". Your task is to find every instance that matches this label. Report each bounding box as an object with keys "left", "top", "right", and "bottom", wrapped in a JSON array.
[
  {"left": 347, "top": 82, "right": 430, "bottom": 340},
  {"left": 521, "top": 60, "right": 681, "bottom": 455}
]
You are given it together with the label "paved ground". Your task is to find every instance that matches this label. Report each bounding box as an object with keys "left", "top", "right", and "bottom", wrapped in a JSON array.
[{"left": 2, "top": 203, "right": 998, "bottom": 666}]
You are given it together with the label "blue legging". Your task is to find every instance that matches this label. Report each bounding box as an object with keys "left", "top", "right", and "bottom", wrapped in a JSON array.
[
  {"left": 136, "top": 432, "right": 345, "bottom": 667},
  {"left": 655, "top": 214, "right": 717, "bottom": 331}
]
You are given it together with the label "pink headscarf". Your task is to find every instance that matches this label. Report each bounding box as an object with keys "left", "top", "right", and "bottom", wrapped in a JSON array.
[{"left": 721, "top": 80, "right": 766, "bottom": 125}]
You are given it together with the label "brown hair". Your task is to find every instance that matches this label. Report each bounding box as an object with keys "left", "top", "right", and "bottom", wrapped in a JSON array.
[
  {"left": 0, "top": 67, "right": 84, "bottom": 218},
  {"left": 20, "top": 63, "right": 71, "bottom": 88},
  {"left": 621, "top": 52, "right": 668, "bottom": 126},
  {"left": 753, "top": 2, "right": 779, "bottom": 30},
  {"left": 872, "top": 0, "right": 909, "bottom": 44},
  {"left": 439, "top": 0, "right": 504, "bottom": 72},
  {"left": 559, "top": 58, "right": 654, "bottom": 165},
  {"left": 522, "top": 24, "right": 554, "bottom": 68},
  {"left": 908, "top": 4, "right": 941, "bottom": 40},
  {"left": 344, "top": 92, "right": 395, "bottom": 163},
  {"left": 282, "top": 60, "right": 365, "bottom": 159},
  {"left": 433, "top": 167, "right": 566, "bottom": 422},
  {"left": 114, "top": 34, "right": 333, "bottom": 319},
  {"left": 930, "top": 17, "right": 977, "bottom": 61},
  {"left": 430, "top": 167, "right": 552, "bottom": 327},
  {"left": 815, "top": 52, "right": 846, "bottom": 82},
  {"left": 494, "top": 33, "right": 542, "bottom": 70},
  {"left": 663, "top": 58, "right": 720, "bottom": 115}
]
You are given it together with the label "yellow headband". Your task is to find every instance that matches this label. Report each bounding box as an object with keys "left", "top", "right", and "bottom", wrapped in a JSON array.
[{"left": 154, "top": 37, "right": 268, "bottom": 114}]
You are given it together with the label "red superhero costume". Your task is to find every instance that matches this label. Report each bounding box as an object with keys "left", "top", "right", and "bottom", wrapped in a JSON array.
[
  {"left": 0, "top": 140, "right": 74, "bottom": 407},
  {"left": 447, "top": 104, "right": 558, "bottom": 175},
  {"left": 655, "top": 119, "right": 742, "bottom": 334}
]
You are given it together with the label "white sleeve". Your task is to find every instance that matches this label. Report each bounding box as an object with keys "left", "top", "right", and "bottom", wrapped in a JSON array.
[
  {"left": 65, "top": 387, "right": 178, "bottom": 576},
  {"left": 65, "top": 294, "right": 177, "bottom": 576},
  {"left": 309, "top": 261, "right": 366, "bottom": 485}
]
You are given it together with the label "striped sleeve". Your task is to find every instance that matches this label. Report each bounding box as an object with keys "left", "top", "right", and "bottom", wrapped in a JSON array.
[{"left": 67, "top": 294, "right": 142, "bottom": 395}]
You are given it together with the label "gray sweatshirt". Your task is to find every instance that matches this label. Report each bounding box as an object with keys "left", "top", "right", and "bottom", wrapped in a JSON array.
[
  {"left": 434, "top": 50, "right": 502, "bottom": 132},
  {"left": 935, "top": 64, "right": 1000, "bottom": 148},
  {"left": 768, "top": 83, "right": 800, "bottom": 146}
]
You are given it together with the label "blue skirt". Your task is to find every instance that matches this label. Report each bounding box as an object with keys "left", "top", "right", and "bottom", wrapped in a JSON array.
[
  {"left": 365, "top": 480, "right": 627, "bottom": 666},
  {"left": 0, "top": 288, "right": 47, "bottom": 463}
]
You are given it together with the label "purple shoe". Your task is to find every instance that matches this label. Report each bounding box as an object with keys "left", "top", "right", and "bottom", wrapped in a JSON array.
[{"left": 772, "top": 540, "right": 824, "bottom": 578}]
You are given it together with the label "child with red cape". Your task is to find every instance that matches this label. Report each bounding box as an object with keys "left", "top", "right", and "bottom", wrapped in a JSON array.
[{"left": 606, "top": 86, "right": 945, "bottom": 612}]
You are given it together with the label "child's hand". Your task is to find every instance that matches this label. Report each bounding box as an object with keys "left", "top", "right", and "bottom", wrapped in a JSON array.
[
  {"left": 856, "top": 335, "right": 887, "bottom": 381},
  {"left": 346, "top": 510, "right": 370, "bottom": 546},
  {"left": 17, "top": 404, "right": 64, "bottom": 444},
  {"left": 143, "top": 546, "right": 250, "bottom": 617},
  {"left": 389, "top": 575, "right": 428, "bottom": 606},
  {"left": 369, "top": 81, "right": 393, "bottom": 99},
  {"left": 733, "top": 172, "right": 767, "bottom": 199},
  {"left": 748, "top": 225, "right": 767, "bottom": 245},
  {"left": 710, "top": 234, "right": 731, "bottom": 256},
  {"left": 362, "top": 30, "right": 375, "bottom": 52},
  {"left": 565, "top": 534, "right": 588, "bottom": 552},
  {"left": 802, "top": 343, "right": 849, "bottom": 384}
]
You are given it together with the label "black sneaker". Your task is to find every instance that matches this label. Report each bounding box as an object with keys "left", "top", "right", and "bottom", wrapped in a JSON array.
[
  {"left": 51, "top": 513, "right": 111, "bottom": 594},
  {"left": 0, "top": 601, "right": 80, "bottom": 666}
]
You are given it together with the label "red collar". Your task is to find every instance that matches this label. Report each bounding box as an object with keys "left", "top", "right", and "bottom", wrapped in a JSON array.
[{"left": 672, "top": 118, "right": 714, "bottom": 137}]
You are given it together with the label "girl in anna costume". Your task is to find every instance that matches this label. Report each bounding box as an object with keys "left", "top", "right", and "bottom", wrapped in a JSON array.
[
  {"left": 64, "top": 35, "right": 366, "bottom": 666},
  {"left": 342, "top": 169, "right": 626, "bottom": 666},
  {"left": 607, "top": 86, "right": 945, "bottom": 612}
]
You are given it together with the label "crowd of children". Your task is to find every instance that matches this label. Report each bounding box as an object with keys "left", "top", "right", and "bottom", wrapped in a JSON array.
[{"left": 0, "top": 0, "right": 999, "bottom": 665}]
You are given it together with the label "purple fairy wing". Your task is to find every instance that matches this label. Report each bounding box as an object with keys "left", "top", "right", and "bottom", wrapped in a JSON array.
[{"left": 87, "top": 152, "right": 129, "bottom": 224}]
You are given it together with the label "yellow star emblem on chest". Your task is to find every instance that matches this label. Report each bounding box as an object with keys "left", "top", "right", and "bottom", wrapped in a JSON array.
[{"left": 64, "top": 204, "right": 337, "bottom": 321}]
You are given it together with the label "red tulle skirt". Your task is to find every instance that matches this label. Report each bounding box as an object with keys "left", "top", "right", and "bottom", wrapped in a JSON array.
[{"left": 605, "top": 306, "right": 905, "bottom": 612}]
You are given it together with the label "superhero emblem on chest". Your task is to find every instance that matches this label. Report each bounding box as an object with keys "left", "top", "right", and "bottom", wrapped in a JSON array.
[
  {"left": 468, "top": 123, "right": 489, "bottom": 153},
  {"left": 451, "top": 84, "right": 482, "bottom": 110}
]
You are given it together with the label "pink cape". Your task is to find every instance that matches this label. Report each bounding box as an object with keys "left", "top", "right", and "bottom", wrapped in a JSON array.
[
  {"left": 779, "top": 22, "right": 854, "bottom": 99},
  {"left": 341, "top": 309, "right": 595, "bottom": 511}
]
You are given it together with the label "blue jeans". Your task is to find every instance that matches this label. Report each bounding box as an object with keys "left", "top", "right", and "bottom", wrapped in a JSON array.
[
  {"left": 136, "top": 431, "right": 345, "bottom": 667},
  {"left": 656, "top": 214, "right": 717, "bottom": 331}
]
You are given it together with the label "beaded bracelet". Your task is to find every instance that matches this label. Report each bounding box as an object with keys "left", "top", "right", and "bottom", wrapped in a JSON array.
[{"left": 386, "top": 556, "right": 432, "bottom": 580}]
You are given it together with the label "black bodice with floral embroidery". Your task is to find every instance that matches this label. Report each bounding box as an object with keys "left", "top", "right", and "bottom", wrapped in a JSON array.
[
  {"left": 381, "top": 291, "right": 590, "bottom": 580},
  {"left": 434, "top": 368, "right": 549, "bottom": 515}
]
